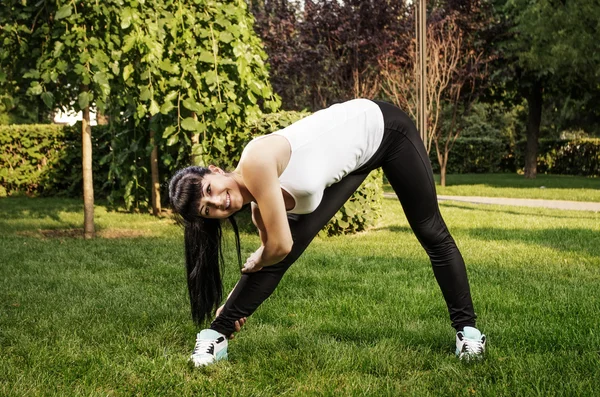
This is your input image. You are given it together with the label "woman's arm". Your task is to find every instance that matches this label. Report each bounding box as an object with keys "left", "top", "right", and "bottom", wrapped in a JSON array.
[
  {"left": 240, "top": 150, "right": 293, "bottom": 270},
  {"left": 251, "top": 202, "right": 268, "bottom": 246}
]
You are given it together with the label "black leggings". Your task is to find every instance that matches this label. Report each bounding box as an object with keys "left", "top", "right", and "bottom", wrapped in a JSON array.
[{"left": 210, "top": 101, "right": 476, "bottom": 336}]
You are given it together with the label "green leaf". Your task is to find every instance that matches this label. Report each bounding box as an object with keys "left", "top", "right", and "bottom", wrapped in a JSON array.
[
  {"left": 182, "top": 98, "right": 203, "bottom": 113},
  {"left": 181, "top": 117, "right": 199, "bottom": 131},
  {"left": 219, "top": 32, "right": 234, "bottom": 43},
  {"left": 123, "top": 64, "right": 134, "bottom": 82},
  {"left": 162, "top": 126, "right": 176, "bottom": 139},
  {"left": 55, "top": 5, "right": 72, "bottom": 20},
  {"left": 160, "top": 101, "right": 175, "bottom": 114},
  {"left": 164, "top": 91, "right": 178, "bottom": 102},
  {"left": 53, "top": 41, "right": 64, "bottom": 58},
  {"left": 136, "top": 104, "right": 146, "bottom": 119},
  {"left": 205, "top": 71, "right": 218, "bottom": 87},
  {"left": 123, "top": 35, "right": 136, "bottom": 53},
  {"left": 215, "top": 114, "right": 228, "bottom": 130},
  {"left": 199, "top": 51, "right": 214, "bottom": 63},
  {"left": 23, "top": 69, "right": 40, "bottom": 79},
  {"left": 159, "top": 59, "right": 179, "bottom": 74},
  {"left": 149, "top": 100, "right": 160, "bottom": 116},
  {"left": 41, "top": 92, "right": 54, "bottom": 108},
  {"left": 140, "top": 87, "right": 151, "bottom": 101},
  {"left": 78, "top": 91, "right": 90, "bottom": 109},
  {"left": 166, "top": 134, "right": 179, "bottom": 146},
  {"left": 121, "top": 8, "right": 133, "bottom": 29},
  {"left": 213, "top": 137, "right": 226, "bottom": 153},
  {"left": 27, "top": 82, "right": 43, "bottom": 96}
]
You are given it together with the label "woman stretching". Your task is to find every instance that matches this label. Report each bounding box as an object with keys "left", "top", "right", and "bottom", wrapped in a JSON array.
[{"left": 168, "top": 99, "right": 486, "bottom": 366}]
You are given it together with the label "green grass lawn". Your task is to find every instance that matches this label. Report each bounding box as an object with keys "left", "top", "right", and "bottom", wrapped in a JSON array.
[
  {"left": 1, "top": 189, "right": 599, "bottom": 395},
  {"left": 384, "top": 173, "right": 600, "bottom": 202}
]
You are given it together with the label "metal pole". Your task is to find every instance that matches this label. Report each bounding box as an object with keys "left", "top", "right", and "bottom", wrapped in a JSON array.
[
  {"left": 415, "top": 3, "right": 421, "bottom": 136},
  {"left": 419, "top": 0, "right": 427, "bottom": 146}
]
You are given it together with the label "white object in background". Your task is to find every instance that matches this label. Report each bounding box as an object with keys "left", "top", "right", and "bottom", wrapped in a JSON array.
[{"left": 53, "top": 109, "right": 97, "bottom": 126}]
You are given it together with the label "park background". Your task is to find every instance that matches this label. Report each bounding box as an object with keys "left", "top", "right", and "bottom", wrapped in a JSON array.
[{"left": 1, "top": 0, "right": 599, "bottom": 395}]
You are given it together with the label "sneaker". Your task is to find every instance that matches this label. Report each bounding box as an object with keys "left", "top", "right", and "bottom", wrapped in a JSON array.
[
  {"left": 190, "top": 329, "right": 228, "bottom": 367},
  {"left": 455, "top": 326, "right": 486, "bottom": 360}
]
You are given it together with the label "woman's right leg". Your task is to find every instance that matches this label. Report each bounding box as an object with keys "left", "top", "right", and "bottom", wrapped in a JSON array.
[
  {"left": 210, "top": 172, "right": 369, "bottom": 337},
  {"left": 374, "top": 102, "right": 477, "bottom": 331}
]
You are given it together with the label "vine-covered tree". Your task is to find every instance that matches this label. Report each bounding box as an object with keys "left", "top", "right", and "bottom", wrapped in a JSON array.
[
  {"left": 0, "top": 3, "right": 54, "bottom": 124},
  {"left": 106, "top": 0, "right": 279, "bottom": 211},
  {"left": 2, "top": 0, "right": 279, "bottom": 217},
  {"left": 8, "top": 1, "right": 121, "bottom": 238}
]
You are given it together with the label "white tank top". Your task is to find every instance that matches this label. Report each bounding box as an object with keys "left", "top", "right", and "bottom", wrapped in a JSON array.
[{"left": 243, "top": 99, "right": 384, "bottom": 214}]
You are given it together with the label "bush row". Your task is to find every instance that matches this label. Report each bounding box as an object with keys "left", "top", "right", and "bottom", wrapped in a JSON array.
[
  {"left": 0, "top": 124, "right": 113, "bottom": 198},
  {"left": 429, "top": 137, "right": 599, "bottom": 176},
  {"left": 0, "top": 114, "right": 384, "bottom": 235}
]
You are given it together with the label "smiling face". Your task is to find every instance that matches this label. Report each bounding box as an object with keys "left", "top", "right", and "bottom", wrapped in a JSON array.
[{"left": 197, "top": 166, "right": 244, "bottom": 219}]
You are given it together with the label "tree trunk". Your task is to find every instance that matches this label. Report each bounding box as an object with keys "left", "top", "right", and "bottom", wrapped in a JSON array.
[
  {"left": 440, "top": 148, "right": 449, "bottom": 187},
  {"left": 440, "top": 163, "right": 447, "bottom": 187},
  {"left": 524, "top": 79, "right": 543, "bottom": 179},
  {"left": 82, "top": 102, "right": 95, "bottom": 239},
  {"left": 150, "top": 128, "right": 161, "bottom": 217}
]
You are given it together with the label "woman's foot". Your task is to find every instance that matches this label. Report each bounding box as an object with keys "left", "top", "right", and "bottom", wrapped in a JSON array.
[
  {"left": 190, "top": 329, "right": 228, "bottom": 367},
  {"left": 455, "top": 326, "right": 486, "bottom": 360}
]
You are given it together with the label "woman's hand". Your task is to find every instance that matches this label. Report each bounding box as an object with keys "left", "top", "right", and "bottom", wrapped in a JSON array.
[
  {"left": 242, "top": 246, "right": 264, "bottom": 273},
  {"left": 215, "top": 305, "right": 247, "bottom": 340}
]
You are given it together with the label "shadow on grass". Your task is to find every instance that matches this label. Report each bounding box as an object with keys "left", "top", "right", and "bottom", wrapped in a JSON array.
[
  {"left": 373, "top": 204, "right": 597, "bottom": 257},
  {"left": 463, "top": 226, "right": 600, "bottom": 257},
  {"left": 434, "top": 173, "right": 600, "bottom": 190},
  {"left": 0, "top": 197, "right": 82, "bottom": 221},
  {"left": 438, "top": 202, "right": 594, "bottom": 220},
  {"left": 0, "top": 197, "right": 158, "bottom": 238},
  {"left": 314, "top": 323, "right": 450, "bottom": 353}
]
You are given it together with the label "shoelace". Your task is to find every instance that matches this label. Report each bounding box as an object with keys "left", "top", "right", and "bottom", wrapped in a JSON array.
[
  {"left": 462, "top": 338, "right": 484, "bottom": 355},
  {"left": 192, "top": 338, "right": 214, "bottom": 356}
]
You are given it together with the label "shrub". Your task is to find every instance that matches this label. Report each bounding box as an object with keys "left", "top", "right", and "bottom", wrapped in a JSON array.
[
  {"left": 0, "top": 123, "right": 112, "bottom": 197},
  {"left": 429, "top": 137, "right": 514, "bottom": 174},
  {"left": 514, "top": 138, "right": 600, "bottom": 177},
  {"left": 0, "top": 112, "right": 384, "bottom": 236},
  {"left": 0, "top": 124, "right": 67, "bottom": 195}
]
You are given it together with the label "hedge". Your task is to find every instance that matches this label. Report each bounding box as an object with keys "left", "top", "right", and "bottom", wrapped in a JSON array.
[
  {"left": 0, "top": 114, "right": 385, "bottom": 235},
  {"left": 515, "top": 139, "right": 600, "bottom": 177},
  {"left": 429, "top": 137, "right": 599, "bottom": 176},
  {"left": 429, "top": 137, "right": 513, "bottom": 174},
  {"left": 2, "top": 123, "right": 597, "bottom": 233},
  {"left": 0, "top": 124, "right": 112, "bottom": 198},
  {"left": 0, "top": 124, "right": 66, "bottom": 195}
]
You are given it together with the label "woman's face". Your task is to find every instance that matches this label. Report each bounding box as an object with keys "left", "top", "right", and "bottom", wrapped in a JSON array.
[{"left": 197, "top": 166, "right": 243, "bottom": 219}]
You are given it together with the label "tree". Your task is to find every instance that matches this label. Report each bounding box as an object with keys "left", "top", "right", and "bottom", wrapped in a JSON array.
[
  {"left": 251, "top": 0, "right": 410, "bottom": 111},
  {"left": 0, "top": 2, "right": 53, "bottom": 124},
  {"left": 11, "top": 1, "right": 120, "bottom": 238},
  {"left": 495, "top": 0, "right": 600, "bottom": 177},
  {"left": 381, "top": 3, "right": 492, "bottom": 185},
  {"left": 381, "top": 16, "right": 462, "bottom": 155},
  {"left": 104, "top": 0, "right": 279, "bottom": 212}
]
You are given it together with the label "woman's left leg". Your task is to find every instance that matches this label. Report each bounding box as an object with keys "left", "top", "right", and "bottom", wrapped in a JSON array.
[{"left": 210, "top": 172, "right": 369, "bottom": 337}]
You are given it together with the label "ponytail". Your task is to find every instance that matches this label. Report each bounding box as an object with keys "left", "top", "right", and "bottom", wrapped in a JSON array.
[{"left": 169, "top": 166, "right": 242, "bottom": 325}]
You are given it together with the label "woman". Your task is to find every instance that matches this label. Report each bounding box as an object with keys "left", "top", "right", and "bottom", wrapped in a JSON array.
[{"left": 168, "top": 99, "right": 486, "bottom": 367}]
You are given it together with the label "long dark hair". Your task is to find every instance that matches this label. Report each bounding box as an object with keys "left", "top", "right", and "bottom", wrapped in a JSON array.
[{"left": 168, "top": 166, "right": 242, "bottom": 325}]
